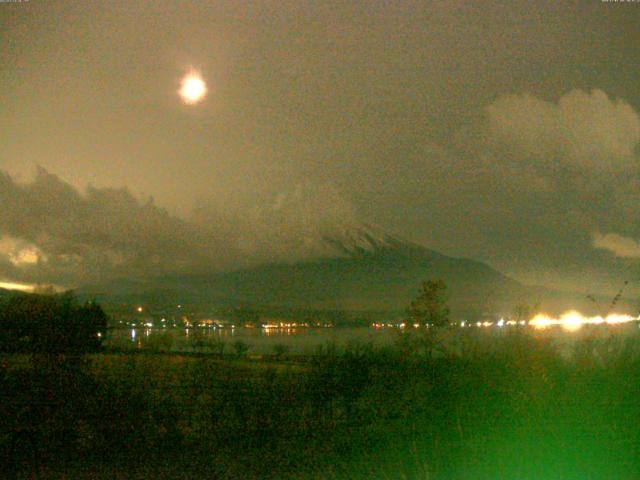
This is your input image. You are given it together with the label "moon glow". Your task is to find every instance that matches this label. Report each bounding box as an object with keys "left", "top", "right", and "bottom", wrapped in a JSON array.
[{"left": 179, "top": 71, "right": 207, "bottom": 104}]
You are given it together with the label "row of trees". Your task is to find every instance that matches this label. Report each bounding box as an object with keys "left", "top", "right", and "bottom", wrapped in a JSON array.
[{"left": 0, "top": 292, "right": 108, "bottom": 353}]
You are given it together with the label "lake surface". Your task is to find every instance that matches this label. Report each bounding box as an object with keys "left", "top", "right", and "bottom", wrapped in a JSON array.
[
  {"left": 105, "top": 326, "right": 401, "bottom": 355},
  {"left": 104, "top": 323, "right": 640, "bottom": 356}
]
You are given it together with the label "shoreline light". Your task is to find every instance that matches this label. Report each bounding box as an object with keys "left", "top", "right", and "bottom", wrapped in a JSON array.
[{"left": 530, "top": 311, "right": 638, "bottom": 331}]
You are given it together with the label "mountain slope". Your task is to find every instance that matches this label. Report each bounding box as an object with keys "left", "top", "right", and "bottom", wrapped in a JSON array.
[{"left": 81, "top": 225, "right": 531, "bottom": 319}]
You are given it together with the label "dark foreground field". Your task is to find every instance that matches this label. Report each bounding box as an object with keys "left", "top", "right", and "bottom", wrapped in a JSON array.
[{"left": 1, "top": 328, "right": 639, "bottom": 479}]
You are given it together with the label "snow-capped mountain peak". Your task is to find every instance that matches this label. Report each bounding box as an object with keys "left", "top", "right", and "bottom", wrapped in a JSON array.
[{"left": 321, "top": 223, "right": 409, "bottom": 256}]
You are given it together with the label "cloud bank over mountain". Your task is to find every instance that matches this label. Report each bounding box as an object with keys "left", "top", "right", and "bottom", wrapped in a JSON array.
[
  {"left": 0, "top": 168, "right": 226, "bottom": 285},
  {"left": 1, "top": 89, "right": 639, "bottom": 293},
  {"left": 0, "top": 168, "right": 363, "bottom": 286}
]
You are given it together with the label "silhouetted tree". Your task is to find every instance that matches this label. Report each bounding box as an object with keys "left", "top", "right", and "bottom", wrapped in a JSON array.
[
  {"left": 513, "top": 302, "right": 536, "bottom": 324},
  {"left": 232, "top": 339, "right": 250, "bottom": 358},
  {"left": 407, "top": 279, "right": 450, "bottom": 328}
]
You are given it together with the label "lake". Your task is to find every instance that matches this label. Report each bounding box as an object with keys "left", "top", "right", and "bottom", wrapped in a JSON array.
[
  {"left": 105, "top": 326, "right": 400, "bottom": 355},
  {"left": 104, "top": 322, "right": 640, "bottom": 356}
]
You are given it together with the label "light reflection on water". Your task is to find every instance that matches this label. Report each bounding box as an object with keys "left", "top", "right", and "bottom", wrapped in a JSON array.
[
  {"left": 109, "top": 326, "right": 388, "bottom": 354},
  {"left": 107, "top": 323, "right": 640, "bottom": 355}
]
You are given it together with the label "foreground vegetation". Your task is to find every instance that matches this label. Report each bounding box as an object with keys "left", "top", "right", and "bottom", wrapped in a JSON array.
[{"left": 1, "top": 326, "right": 639, "bottom": 479}]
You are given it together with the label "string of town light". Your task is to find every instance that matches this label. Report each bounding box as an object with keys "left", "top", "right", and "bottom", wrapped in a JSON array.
[
  {"left": 372, "top": 311, "right": 640, "bottom": 331},
  {"left": 127, "top": 304, "right": 639, "bottom": 332}
]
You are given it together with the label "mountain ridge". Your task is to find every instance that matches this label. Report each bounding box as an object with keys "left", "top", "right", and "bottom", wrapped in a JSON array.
[
  {"left": 80, "top": 224, "right": 530, "bottom": 319},
  {"left": 79, "top": 224, "right": 637, "bottom": 319}
]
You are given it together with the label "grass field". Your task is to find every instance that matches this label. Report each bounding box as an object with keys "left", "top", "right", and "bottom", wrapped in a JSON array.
[{"left": 1, "top": 326, "right": 640, "bottom": 479}]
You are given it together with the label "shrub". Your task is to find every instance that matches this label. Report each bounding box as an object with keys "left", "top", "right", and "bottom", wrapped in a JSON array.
[
  {"left": 209, "top": 335, "right": 227, "bottom": 358},
  {"left": 273, "top": 343, "right": 290, "bottom": 359},
  {"left": 232, "top": 340, "right": 250, "bottom": 358}
]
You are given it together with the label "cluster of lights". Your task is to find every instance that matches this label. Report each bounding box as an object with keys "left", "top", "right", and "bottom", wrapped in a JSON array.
[
  {"left": 460, "top": 320, "right": 527, "bottom": 328},
  {"left": 529, "top": 311, "right": 638, "bottom": 331},
  {"left": 262, "top": 322, "right": 332, "bottom": 329},
  {"left": 194, "top": 320, "right": 235, "bottom": 329},
  {"left": 263, "top": 322, "right": 306, "bottom": 329},
  {"left": 372, "top": 323, "right": 423, "bottom": 328},
  {"left": 372, "top": 311, "right": 639, "bottom": 332}
]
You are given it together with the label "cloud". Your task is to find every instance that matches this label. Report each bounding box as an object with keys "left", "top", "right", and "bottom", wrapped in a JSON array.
[
  {"left": 190, "top": 182, "right": 360, "bottom": 264},
  {"left": 484, "top": 89, "right": 640, "bottom": 171},
  {"left": 593, "top": 232, "right": 640, "bottom": 259},
  {"left": 0, "top": 168, "right": 360, "bottom": 286},
  {"left": 3, "top": 88, "right": 638, "bottom": 294},
  {"left": 407, "top": 89, "right": 640, "bottom": 291},
  {"left": 0, "top": 168, "right": 239, "bottom": 285},
  {"left": 0, "top": 235, "right": 45, "bottom": 266}
]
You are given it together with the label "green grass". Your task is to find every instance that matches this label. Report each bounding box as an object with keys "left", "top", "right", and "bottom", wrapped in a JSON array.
[{"left": 1, "top": 327, "right": 639, "bottom": 479}]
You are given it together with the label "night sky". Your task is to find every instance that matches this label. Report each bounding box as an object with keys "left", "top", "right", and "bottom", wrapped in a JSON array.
[{"left": 1, "top": 0, "right": 639, "bottom": 294}]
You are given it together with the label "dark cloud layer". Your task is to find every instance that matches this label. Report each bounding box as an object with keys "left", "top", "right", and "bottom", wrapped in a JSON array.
[
  {"left": 0, "top": 168, "right": 227, "bottom": 284},
  {"left": 0, "top": 169, "right": 362, "bottom": 285}
]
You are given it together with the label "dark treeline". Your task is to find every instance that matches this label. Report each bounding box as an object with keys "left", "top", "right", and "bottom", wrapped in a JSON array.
[{"left": 0, "top": 292, "right": 107, "bottom": 353}]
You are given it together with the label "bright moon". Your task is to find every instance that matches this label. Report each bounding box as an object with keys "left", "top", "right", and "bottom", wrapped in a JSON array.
[{"left": 179, "top": 71, "right": 207, "bottom": 104}]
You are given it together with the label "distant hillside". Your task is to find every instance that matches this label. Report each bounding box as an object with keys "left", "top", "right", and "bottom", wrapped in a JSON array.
[
  {"left": 79, "top": 225, "right": 638, "bottom": 320},
  {"left": 80, "top": 226, "right": 532, "bottom": 319}
]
